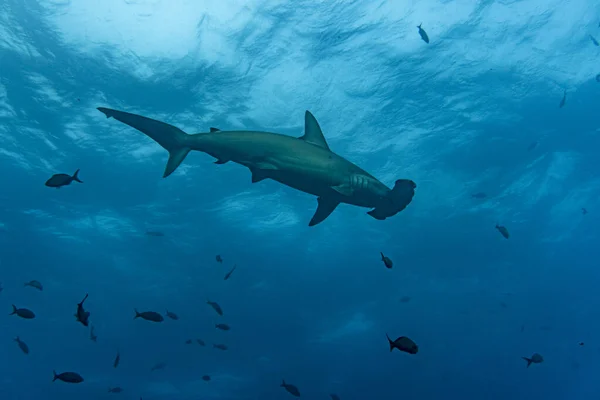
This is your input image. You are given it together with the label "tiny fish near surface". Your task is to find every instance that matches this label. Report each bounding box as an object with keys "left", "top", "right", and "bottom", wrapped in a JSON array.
[
  {"left": 417, "top": 23, "right": 429, "bottom": 43},
  {"left": 380, "top": 252, "right": 393, "bottom": 269}
]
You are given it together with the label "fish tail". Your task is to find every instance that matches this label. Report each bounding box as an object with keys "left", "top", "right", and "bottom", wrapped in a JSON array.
[
  {"left": 385, "top": 333, "right": 394, "bottom": 352},
  {"left": 134, "top": 309, "right": 140, "bottom": 319},
  {"left": 72, "top": 169, "right": 83, "bottom": 183},
  {"left": 52, "top": 370, "right": 58, "bottom": 382},
  {"left": 10, "top": 304, "right": 17, "bottom": 315},
  {"left": 97, "top": 107, "right": 192, "bottom": 178},
  {"left": 380, "top": 252, "right": 384, "bottom": 260},
  {"left": 522, "top": 357, "right": 532, "bottom": 367},
  {"left": 281, "top": 379, "right": 286, "bottom": 387}
]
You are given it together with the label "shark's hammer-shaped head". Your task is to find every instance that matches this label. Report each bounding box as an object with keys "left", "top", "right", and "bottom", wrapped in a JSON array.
[{"left": 367, "top": 179, "right": 416, "bottom": 220}]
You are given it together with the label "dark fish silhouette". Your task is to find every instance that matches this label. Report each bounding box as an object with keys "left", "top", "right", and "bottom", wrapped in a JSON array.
[
  {"left": 213, "top": 343, "right": 228, "bottom": 350},
  {"left": 386, "top": 333, "right": 418, "bottom": 354},
  {"left": 216, "top": 255, "right": 223, "bottom": 263},
  {"left": 165, "top": 310, "right": 179, "bottom": 320},
  {"left": 196, "top": 339, "right": 206, "bottom": 346},
  {"left": 281, "top": 380, "right": 301, "bottom": 397},
  {"left": 145, "top": 230, "right": 164, "bottom": 237},
  {"left": 400, "top": 295, "right": 411, "bottom": 303},
  {"left": 75, "top": 293, "right": 90, "bottom": 326},
  {"left": 527, "top": 141, "right": 539, "bottom": 151},
  {"left": 590, "top": 35, "right": 599, "bottom": 46},
  {"left": 522, "top": 353, "right": 543, "bottom": 367},
  {"left": 90, "top": 325, "right": 97, "bottom": 342},
  {"left": 108, "top": 387, "right": 123, "bottom": 393},
  {"left": 202, "top": 375, "right": 211, "bottom": 381},
  {"left": 417, "top": 23, "right": 429, "bottom": 43},
  {"left": 45, "top": 169, "right": 83, "bottom": 188},
  {"left": 207, "top": 300, "right": 223, "bottom": 316},
  {"left": 134, "top": 309, "right": 164, "bottom": 322},
  {"left": 150, "top": 361, "right": 166, "bottom": 371},
  {"left": 224, "top": 265, "right": 237, "bottom": 280},
  {"left": 24, "top": 280, "right": 43, "bottom": 291},
  {"left": 53, "top": 371, "right": 84, "bottom": 383},
  {"left": 582, "top": 208, "right": 588, "bottom": 215},
  {"left": 495, "top": 224, "right": 509, "bottom": 239},
  {"left": 380, "top": 252, "right": 393, "bottom": 269},
  {"left": 596, "top": 74, "right": 600, "bottom": 82},
  {"left": 14, "top": 337, "right": 29, "bottom": 354},
  {"left": 559, "top": 90, "right": 567, "bottom": 108},
  {"left": 215, "top": 323, "right": 230, "bottom": 331},
  {"left": 10, "top": 305, "right": 35, "bottom": 319},
  {"left": 113, "top": 351, "right": 120, "bottom": 368},
  {"left": 330, "top": 394, "right": 341, "bottom": 400},
  {"left": 471, "top": 192, "right": 487, "bottom": 199}
]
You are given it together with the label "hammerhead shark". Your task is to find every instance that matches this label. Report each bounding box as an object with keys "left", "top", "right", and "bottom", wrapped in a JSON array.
[{"left": 97, "top": 107, "right": 416, "bottom": 226}]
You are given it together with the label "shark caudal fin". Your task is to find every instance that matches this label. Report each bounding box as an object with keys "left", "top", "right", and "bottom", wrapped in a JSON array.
[
  {"left": 97, "top": 107, "right": 191, "bottom": 178},
  {"left": 367, "top": 179, "right": 416, "bottom": 220}
]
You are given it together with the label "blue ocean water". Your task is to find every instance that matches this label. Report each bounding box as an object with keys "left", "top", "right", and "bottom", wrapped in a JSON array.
[{"left": 1, "top": 1, "right": 600, "bottom": 399}]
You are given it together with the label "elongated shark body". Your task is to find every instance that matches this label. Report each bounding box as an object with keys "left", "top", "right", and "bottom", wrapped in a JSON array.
[{"left": 97, "top": 107, "right": 416, "bottom": 226}]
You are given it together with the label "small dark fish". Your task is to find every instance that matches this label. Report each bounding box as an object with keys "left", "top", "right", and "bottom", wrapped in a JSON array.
[
  {"left": 108, "top": 387, "right": 123, "bottom": 393},
  {"left": 590, "top": 35, "right": 599, "bottom": 46},
  {"left": 10, "top": 305, "right": 35, "bottom": 319},
  {"left": 224, "top": 265, "right": 237, "bottom": 280},
  {"left": 417, "top": 23, "right": 429, "bottom": 43},
  {"left": 90, "top": 325, "right": 97, "bottom": 342},
  {"left": 330, "top": 395, "right": 340, "bottom": 400},
  {"left": 75, "top": 293, "right": 90, "bottom": 326},
  {"left": 213, "top": 343, "right": 228, "bottom": 350},
  {"left": 53, "top": 370, "right": 84, "bottom": 383},
  {"left": 559, "top": 90, "right": 567, "bottom": 108},
  {"left": 207, "top": 300, "right": 223, "bottom": 316},
  {"left": 113, "top": 351, "right": 120, "bottom": 368},
  {"left": 14, "top": 337, "right": 29, "bottom": 354},
  {"left": 495, "top": 224, "right": 509, "bottom": 239},
  {"left": 150, "top": 362, "right": 166, "bottom": 371},
  {"left": 215, "top": 323, "right": 230, "bottom": 331},
  {"left": 24, "top": 280, "right": 43, "bottom": 291},
  {"left": 400, "top": 295, "right": 411, "bottom": 303},
  {"left": 596, "top": 73, "right": 600, "bottom": 82},
  {"left": 579, "top": 342, "right": 584, "bottom": 346},
  {"left": 500, "top": 301, "right": 508, "bottom": 309},
  {"left": 281, "top": 380, "right": 301, "bottom": 397},
  {"left": 527, "top": 141, "right": 539, "bottom": 151},
  {"left": 522, "top": 353, "right": 543, "bottom": 367},
  {"left": 380, "top": 252, "right": 393, "bottom": 269},
  {"left": 185, "top": 339, "right": 192, "bottom": 344},
  {"left": 165, "top": 310, "right": 178, "bottom": 320},
  {"left": 196, "top": 339, "right": 205, "bottom": 346},
  {"left": 202, "top": 375, "right": 211, "bottom": 381},
  {"left": 386, "top": 333, "right": 418, "bottom": 354},
  {"left": 0, "top": 282, "right": 3, "bottom": 293},
  {"left": 45, "top": 169, "right": 83, "bottom": 188},
  {"left": 216, "top": 255, "right": 223, "bottom": 263},
  {"left": 582, "top": 208, "right": 588, "bottom": 215},
  {"left": 145, "top": 230, "right": 164, "bottom": 237},
  {"left": 471, "top": 192, "right": 487, "bottom": 199},
  {"left": 134, "top": 309, "right": 163, "bottom": 322}
]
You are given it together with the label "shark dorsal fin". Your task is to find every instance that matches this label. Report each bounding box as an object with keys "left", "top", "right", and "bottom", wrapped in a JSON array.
[
  {"left": 300, "top": 111, "right": 330, "bottom": 151},
  {"left": 210, "top": 127, "right": 221, "bottom": 132}
]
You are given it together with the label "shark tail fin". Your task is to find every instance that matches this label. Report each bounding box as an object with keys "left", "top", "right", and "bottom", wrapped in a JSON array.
[{"left": 97, "top": 107, "right": 191, "bottom": 178}]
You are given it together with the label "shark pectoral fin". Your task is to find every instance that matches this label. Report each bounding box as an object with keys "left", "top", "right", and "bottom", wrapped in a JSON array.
[
  {"left": 367, "top": 209, "right": 387, "bottom": 220},
  {"left": 210, "top": 127, "right": 221, "bottom": 132},
  {"left": 250, "top": 169, "right": 269, "bottom": 183},
  {"left": 331, "top": 184, "right": 353, "bottom": 197},
  {"left": 214, "top": 159, "right": 229, "bottom": 164},
  {"left": 309, "top": 197, "right": 339, "bottom": 226},
  {"left": 300, "top": 111, "right": 330, "bottom": 150}
]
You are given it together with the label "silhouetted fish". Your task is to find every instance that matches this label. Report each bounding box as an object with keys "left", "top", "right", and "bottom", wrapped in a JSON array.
[
  {"left": 596, "top": 73, "right": 600, "bottom": 82},
  {"left": 45, "top": 169, "right": 83, "bottom": 188},
  {"left": 380, "top": 252, "right": 393, "bottom": 269},
  {"left": 527, "top": 141, "right": 539, "bottom": 151},
  {"left": 582, "top": 208, "right": 588, "bottom": 215},
  {"left": 145, "top": 230, "right": 164, "bottom": 237},
  {"left": 417, "top": 23, "right": 429, "bottom": 43},
  {"left": 53, "top": 371, "right": 84, "bottom": 383},
  {"left": 495, "top": 224, "right": 509, "bottom": 239},
  {"left": 196, "top": 339, "right": 205, "bottom": 346},
  {"left": 10, "top": 305, "right": 35, "bottom": 319},
  {"left": 150, "top": 362, "right": 166, "bottom": 371},
  {"left": 522, "top": 353, "right": 543, "bottom": 367},
  {"left": 471, "top": 192, "right": 487, "bottom": 199},
  {"left": 90, "top": 325, "right": 97, "bottom": 342},
  {"left": 24, "top": 280, "right": 43, "bottom": 291},
  {"left": 213, "top": 343, "right": 227, "bottom": 350},
  {"left": 559, "top": 90, "right": 567, "bottom": 108},
  {"left": 202, "top": 375, "right": 211, "bottom": 381},
  {"left": 224, "top": 265, "right": 237, "bottom": 280},
  {"left": 330, "top": 394, "right": 341, "bottom": 400},
  {"left": 590, "top": 34, "right": 599, "bottom": 46},
  {"left": 134, "top": 309, "right": 163, "bottom": 322},
  {"left": 185, "top": 339, "right": 193, "bottom": 344},
  {"left": 75, "top": 293, "right": 90, "bottom": 326},
  {"left": 165, "top": 310, "right": 179, "bottom": 320},
  {"left": 215, "top": 323, "right": 230, "bottom": 331},
  {"left": 400, "top": 295, "right": 411, "bottom": 303},
  {"left": 386, "top": 333, "right": 418, "bottom": 354},
  {"left": 281, "top": 380, "right": 301, "bottom": 397},
  {"left": 207, "top": 300, "right": 223, "bottom": 316},
  {"left": 108, "top": 387, "right": 123, "bottom": 393},
  {"left": 113, "top": 351, "right": 120, "bottom": 368},
  {"left": 216, "top": 255, "right": 223, "bottom": 263},
  {"left": 14, "top": 337, "right": 29, "bottom": 354}
]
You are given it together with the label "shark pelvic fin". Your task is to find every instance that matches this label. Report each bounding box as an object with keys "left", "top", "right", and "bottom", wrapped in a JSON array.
[
  {"left": 210, "top": 127, "right": 221, "bottom": 132},
  {"left": 300, "top": 111, "right": 330, "bottom": 151},
  {"left": 97, "top": 107, "right": 191, "bottom": 178},
  {"left": 309, "top": 197, "right": 339, "bottom": 226}
]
